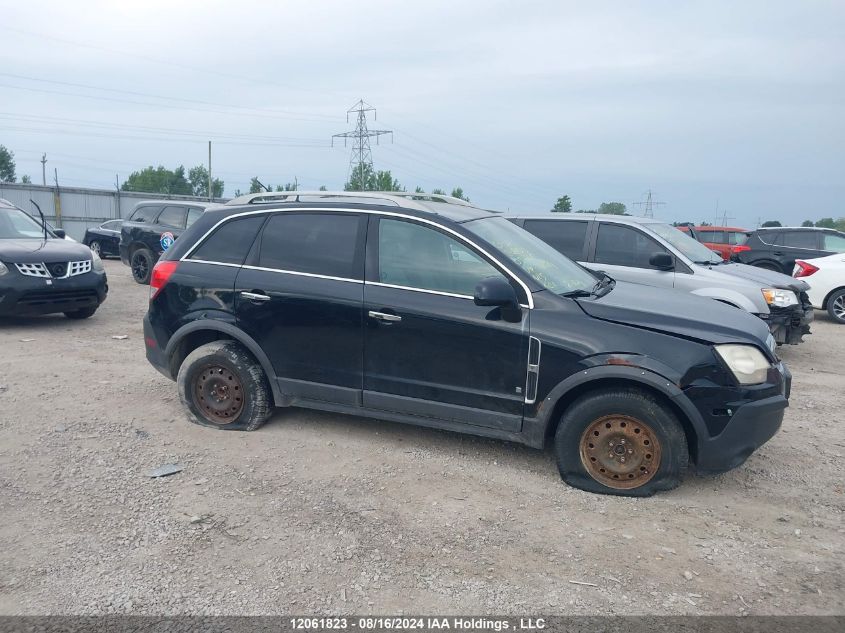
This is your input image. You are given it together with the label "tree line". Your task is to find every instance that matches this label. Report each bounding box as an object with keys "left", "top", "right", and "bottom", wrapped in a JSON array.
[{"left": 551, "top": 195, "right": 628, "bottom": 215}]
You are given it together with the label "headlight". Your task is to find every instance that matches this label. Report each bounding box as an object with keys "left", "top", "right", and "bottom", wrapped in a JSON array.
[
  {"left": 0, "top": 261, "right": 8, "bottom": 276},
  {"left": 715, "top": 344, "right": 771, "bottom": 385},
  {"left": 762, "top": 288, "right": 798, "bottom": 307},
  {"left": 91, "top": 251, "right": 104, "bottom": 272}
]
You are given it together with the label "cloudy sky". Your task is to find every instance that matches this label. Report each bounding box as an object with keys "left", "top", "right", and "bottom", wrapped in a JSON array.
[{"left": 1, "top": 0, "right": 842, "bottom": 226}]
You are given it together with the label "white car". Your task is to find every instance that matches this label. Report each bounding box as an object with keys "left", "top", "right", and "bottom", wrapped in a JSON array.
[{"left": 793, "top": 253, "right": 845, "bottom": 324}]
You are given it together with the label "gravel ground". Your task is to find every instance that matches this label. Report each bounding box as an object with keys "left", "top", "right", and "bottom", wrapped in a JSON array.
[{"left": 0, "top": 260, "right": 843, "bottom": 615}]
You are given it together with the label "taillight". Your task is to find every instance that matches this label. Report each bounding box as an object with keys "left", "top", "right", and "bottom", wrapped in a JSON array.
[
  {"left": 150, "top": 260, "right": 179, "bottom": 299},
  {"left": 793, "top": 260, "right": 819, "bottom": 278},
  {"left": 730, "top": 244, "right": 751, "bottom": 254}
]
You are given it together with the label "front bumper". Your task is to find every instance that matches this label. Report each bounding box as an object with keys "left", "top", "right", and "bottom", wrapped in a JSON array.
[
  {"left": 759, "top": 297, "right": 813, "bottom": 345},
  {"left": 0, "top": 270, "right": 108, "bottom": 317},
  {"left": 692, "top": 363, "right": 791, "bottom": 474}
]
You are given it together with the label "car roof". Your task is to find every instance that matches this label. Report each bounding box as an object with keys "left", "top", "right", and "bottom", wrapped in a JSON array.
[
  {"left": 0, "top": 198, "right": 22, "bottom": 210},
  {"left": 132, "top": 200, "right": 208, "bottom": 209},
  {"left": 695, "top": 226, "right": 748, "bottom": 231},
  {"left": 756, "top": 226, "right": 835, "bottom": 232},
  {"left": 509, "top": 213, "right": 665, "bottom": 225}
]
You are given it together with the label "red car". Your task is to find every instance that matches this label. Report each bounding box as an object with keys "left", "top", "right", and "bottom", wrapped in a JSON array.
[{"left": 677, "top": 225, "right": 749, "bottom": 261}]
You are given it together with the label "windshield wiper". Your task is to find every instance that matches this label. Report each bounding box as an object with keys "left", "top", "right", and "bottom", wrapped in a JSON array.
[
  {"left": 560, "top": 289, "right": 593, "bottom": 298},
  {"left": 592, "top": 273, "right": 616, "bottom": 297}
]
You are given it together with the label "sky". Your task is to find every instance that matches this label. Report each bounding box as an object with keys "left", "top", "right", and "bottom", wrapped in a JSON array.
[{"left": 0, "top": 0, "right": 843, "bottom": 227}]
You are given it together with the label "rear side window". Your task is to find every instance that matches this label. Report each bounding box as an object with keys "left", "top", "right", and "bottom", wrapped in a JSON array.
[
  {"left": 522, "top": 220, "right": 588, "bottom": 260},
  {"left": 823, "top": 233, "right": 845, "bottom": 252},
  {"left": 594, "top": 223, "right": 669, "bottom": 268},
  {"left": 186, "top": 208, "right": 203, "bottom": 227},
  {"left": 190, "top": 216, "right": 265, "bottom": 265},
  {"left": 130, "top": 205, "right": 159, "bottom": 223},
  {"left": 157, "top": 206, "right": 187, "bottom": 228},
  {"left": 257, "top": 213, "right": 362, "bottom": 279},
  {"left": 701, "top": 230, "right": 727, "bottom": 243},
  {"left": 782, "top": 231, "right": 819, "bottom": 249}
]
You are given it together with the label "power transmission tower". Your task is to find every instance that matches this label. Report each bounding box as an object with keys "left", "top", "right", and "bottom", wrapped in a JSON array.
[
  {"left": 332, "top": 100, "right": 392, "bottom": 190},
  {"left": 634, "top": 189, "right": 665, "bottom": 218}
]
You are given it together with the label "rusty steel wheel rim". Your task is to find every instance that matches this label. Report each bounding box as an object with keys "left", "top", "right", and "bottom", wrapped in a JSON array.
[
  {"left": 194, "top": 365, "right": 244, "bottom": 425},
  {"left": 579, "top": 414, "right": 662, "bottom": 490}
]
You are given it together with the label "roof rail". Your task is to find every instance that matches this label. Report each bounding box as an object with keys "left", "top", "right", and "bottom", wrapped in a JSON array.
[{"left": 224, "top": 190, "right": 473, "bottom": 211}]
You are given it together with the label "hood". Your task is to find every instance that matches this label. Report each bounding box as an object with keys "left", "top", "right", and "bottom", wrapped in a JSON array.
[
  {"left": 576, "top": 281, "right": 772, "bottom": 347},
  {"left": 0, "top": 238, "right": 94, "bottom": 263},
  {"left": 710, "top": 261, "right": 809, "bottom": 292}
]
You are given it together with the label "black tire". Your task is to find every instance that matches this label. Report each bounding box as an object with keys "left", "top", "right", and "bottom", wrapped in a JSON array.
[
  {"left": 176, "top": 341, "right": 273, "bottom": 431},
  {"left": 89, "top": 240, "right": 102, "bottom": 257},
  {"left": 826, "top": 288, "right": 845, "bottom": 324},
  {"left": 130, "top": 248, "right": 154, "bottom": 285},
  {"left": 554, "top": 388, "right": 688, "bottom": 497},
  {"left": 64, "top": 306, "right": 98, "bottom": 319}
]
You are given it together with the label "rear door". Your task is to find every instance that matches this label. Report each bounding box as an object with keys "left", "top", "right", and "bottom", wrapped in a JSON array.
[
  {"left": 587, "top": 222, "right": 676, "bottom": 288},
  {"left": 234, "top": 211, "right": 367, "bottom": 405},
  {"left": 362, "top": 215, "right": 528, "bottom": 432},
  {"left": 521, "top": 218, "right": 591, "bottom": 262}
]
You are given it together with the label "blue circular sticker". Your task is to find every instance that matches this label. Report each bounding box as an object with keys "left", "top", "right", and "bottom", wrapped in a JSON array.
[{"left": 160, "top": 231, "right": 175, "bottom": 250}]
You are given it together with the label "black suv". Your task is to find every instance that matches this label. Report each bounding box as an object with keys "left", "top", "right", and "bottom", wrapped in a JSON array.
[
  {"left": 732, "top": 227, "right": 845, "bottom": 274},
  {"left": 119, "top": 201, "right": 206, "bottom": 284},
  {"left": 143, "top": 192, "right": 791, "bottom": 496},
  {"left": 0, "top": 199, "right": 108, "bottom": 318}
]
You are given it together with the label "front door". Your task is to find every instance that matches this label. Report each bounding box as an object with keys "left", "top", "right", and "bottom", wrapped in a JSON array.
[
  {"left": 363, "top": 216, "right": 528, "bottom": 432},
  {"left": 234, "top": 211, "right": 367, "bottom": 406}
]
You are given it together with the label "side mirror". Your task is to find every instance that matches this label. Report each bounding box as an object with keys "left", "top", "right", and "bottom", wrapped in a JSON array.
[
  {"left": 474, "top": 276, "right": 518, "bottom": 307},
  {"left": 649, "top": 252, "right": 674, "bottom": 270},
  {"left": 53, "top": 229, "right": 66, "bottom": 239}
]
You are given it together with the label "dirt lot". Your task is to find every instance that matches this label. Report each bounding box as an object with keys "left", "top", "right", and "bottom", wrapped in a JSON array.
[{"left": 0, "top": 259, "right": 843, "bottom": 616}]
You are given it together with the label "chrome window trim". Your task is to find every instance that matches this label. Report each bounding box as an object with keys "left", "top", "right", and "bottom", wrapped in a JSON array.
[
  {"left": 366, "top": 281, "right": 473, "bottom": 300},
  {"left": 180, "top": 206, "right": 535, "bottom": 309}
]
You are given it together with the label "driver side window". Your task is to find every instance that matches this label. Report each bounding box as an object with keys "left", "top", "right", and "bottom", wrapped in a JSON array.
[
  {"left": 378, "top": 219, "right": 506, "bottom": 296},
  {"left": 594, "top": 223, "right": 670, "bottom": 269}
]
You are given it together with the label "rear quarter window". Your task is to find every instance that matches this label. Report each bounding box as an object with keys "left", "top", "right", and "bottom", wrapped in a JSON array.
[{"left": 189, "top": 216, "right": 265, "bottom": 266}]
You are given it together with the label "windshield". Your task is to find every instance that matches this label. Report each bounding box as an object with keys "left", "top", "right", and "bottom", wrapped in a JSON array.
[
  {"left": 465, "top": 216, "right": 598, "bottom": 295},
  {"left": 0, "top": 208, "right": 53, "bottom": 239},
  {"left": 651, "top": 222, "right": 722, "bottom": 264}
]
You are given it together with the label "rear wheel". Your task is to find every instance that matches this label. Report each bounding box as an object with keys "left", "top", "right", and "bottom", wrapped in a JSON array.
[
  {"left": 89, "top": 240, "right": 101, "bottom": 256},
  {"left": 554, "top": 389, "right": 688, "bottom": 496},
  {"left": 177, "top": 341, "right": 273, "bottom": 431},
  {"left": 827, "top": 288, "right": 845, "bottom": 324},
  {"left": 64, "top": 306, "right": 98, "bottom": 319},
  {"left": 130, "top": 248, "right": 154, "bottom": 285}
]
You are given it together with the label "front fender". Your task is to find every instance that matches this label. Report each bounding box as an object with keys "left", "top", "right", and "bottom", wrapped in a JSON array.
[
  {"left": 689, "top": 287, "right": 762, "bottom": 313},
  {"left": 521, "top": 364, "right": 709, "bottom": 458},
  {"left": 164, "top": 319, "right": 283, "bottom": 405}
]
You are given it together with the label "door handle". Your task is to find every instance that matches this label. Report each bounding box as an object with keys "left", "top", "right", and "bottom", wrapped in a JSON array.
[
  {"left": 368, "top": 310, "right": 402, "bottom": 323},
  {"left": 241, "top": 291, "right": 271, "bottom": 303}
]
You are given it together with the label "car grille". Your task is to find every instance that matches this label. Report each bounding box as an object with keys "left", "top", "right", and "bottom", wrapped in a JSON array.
[
  {"left": 17, "top": 289, "right": 98, "bottom": 307},
  {"left": 15, "top": 260, "right": 92, "bottom": 279}
]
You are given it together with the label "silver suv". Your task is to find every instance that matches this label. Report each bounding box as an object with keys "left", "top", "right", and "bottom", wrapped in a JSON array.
[{"left": 509, "top": 214, "right": 813, "bottom": 344}]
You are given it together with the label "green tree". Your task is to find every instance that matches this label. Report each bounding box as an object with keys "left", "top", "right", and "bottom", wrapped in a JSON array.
[
  {"left": 0, "top": 145, "right": 15, "bottom": 182},
  {"left": 21, "top": 174, "right": 31, "bottom": 184},
  {"left": 801, "top": 220, "right": 814, "bottom": 227},
  {"left": 761, "top": 220, "right": 782, "bottom": 227},
  {"left": 431, "top": 188, "right": 446, "bottom": 195},
  {"left": 121, "top": 165, "right": 192, "bottom": 195},
  {"left": 375, "top": 170, "right": 403, "bottom": 191},
  {"left": 344, "top": 164, "right": 403, "bottom": 192},
  {"left": 414, "top": 186, "right": 425, "bottom": 194},
  {"left": 274, "top": 183, "right": 297, "bottom": 191},
  {"left": 815, "top": 218, "right": 836, "bottom": 229},
  {"left": 188, "top": 165, "right": 224, "bottom": 198},
  {"left": 249, "top": 177, "right": 265, "bottom": 194},
  {"left": 319, "top": 185, "right": 327, "bottom": 191},
  {"left": 551, "top": 195, "right": 572, "bottom": 212},
  {"left": 451, "top": 187, "right": 470, "bottom": 202},
  {"left": 597, "top": 202, "right": 628, "bottom": 215}
]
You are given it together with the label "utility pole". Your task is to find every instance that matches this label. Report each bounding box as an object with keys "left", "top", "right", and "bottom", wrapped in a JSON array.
[
  {"left": 208, "top": 141, "right": 212, "bottom": 201},
  {"left": 332, "top": 100, "right": 393, "bottom": 190},
  {"left": 634, "top": 189, "right": 665, "bottom": 218},
  {"left": 41, "top": 153, "right": 47, "bottom": 186},
  {"left": 53, "top": 168, "right": 62, "bottom": 228}
]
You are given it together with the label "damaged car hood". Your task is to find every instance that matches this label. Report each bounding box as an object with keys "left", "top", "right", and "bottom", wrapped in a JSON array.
[{"left": 576, "top": 281, "right": 772, "bottom": 346}]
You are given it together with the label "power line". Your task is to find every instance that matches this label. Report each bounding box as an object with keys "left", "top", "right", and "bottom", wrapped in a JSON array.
[
  {"left": 332, "top": 100, "right": 392, "bottom": 188},
  {"left": 633, "top": 189, "right": 665, "bottom": 218}
]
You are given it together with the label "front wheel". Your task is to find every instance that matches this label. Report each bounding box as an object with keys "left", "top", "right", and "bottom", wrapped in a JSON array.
[
  {"left": 89, "top": 240, "right": 101, "bottom": 257},
  {"left": 176, "top": 341, "right": 273, "bottom": 431},
  {"left": 554, "top": 389, "right": 688, "bottom": 496},
  {"left": 130, "top": 249, "right": 154, "bottom": 285},
  {"left": 827, "top": 288, "right": 845, "bottom": 324}
]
